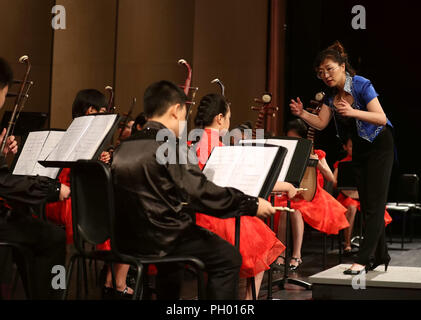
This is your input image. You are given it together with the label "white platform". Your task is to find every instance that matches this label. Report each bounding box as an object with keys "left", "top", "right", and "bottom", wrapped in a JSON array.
[{"left": 309, "top": 264, "right": 421, "bottom": 299}]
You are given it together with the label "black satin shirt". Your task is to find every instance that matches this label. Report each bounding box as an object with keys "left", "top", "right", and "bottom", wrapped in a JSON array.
[
  {"left": 0, "top": 155, "right": 61, "bottom": 217},
  {"left": 112, "top": 121, "right": 259, "bottom": 256}
]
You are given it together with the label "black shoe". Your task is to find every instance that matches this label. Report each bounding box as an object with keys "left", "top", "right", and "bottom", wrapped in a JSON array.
[
  {"left": 367, "top": 256, "right": 391, "bottom": 272},
  {"left": 270, "top": 256, "right": 285, "bottom": 272},
  {"left": 343, "top": 265, "right": 368, "bottom": 275},
  {"left": 114, "top": 287, "right": 133, "bottom": 300},
  {"left": 289, "top": 257, "right": 302, "bottom": 272},
  {"left": 102, "top": 286, "right": 115, "bottom": 300}
]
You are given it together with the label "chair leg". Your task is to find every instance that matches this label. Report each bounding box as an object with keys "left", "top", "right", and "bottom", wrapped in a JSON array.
[
  {"left": 251, "top": 276, "right": 257, "bottom": 300},
  {"left": 62, "top": 254, "right": 77, "bottom": 300},
  {"left": 322, "top": 233, "right": 327, "bottom": 270},
  {"left": 338, "top": 232, "right": 342, "bottom": 264},
  {"left": 402, "top": 213, "right": 406, "bottom": 250},
  {"left": 110, "top": 263, "right": 117, "bottom": 293},
  {"left": 196, "top": 269, "right": 205, "bottom": 300},
  {"left": 82, "top": 258, "right": 89, "bottom": 298},
  {"left": 11, "top": 267, "right": 19, "bottom": 300},
  {"left": 133, "top": 264, "right": 143, "bottom": 300}
]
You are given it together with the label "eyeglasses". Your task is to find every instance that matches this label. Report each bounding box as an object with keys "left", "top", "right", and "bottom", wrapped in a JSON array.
[{"left": 316, "top": 65, "right": 340, "bottom": 79}]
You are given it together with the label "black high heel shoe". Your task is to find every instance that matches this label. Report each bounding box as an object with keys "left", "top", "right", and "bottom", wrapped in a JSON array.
[
  {"left": 270, "top": 255, "right": 285, "bottom": 272},
  {"left": 367, "top": 256, "right": 391, "bottom": 272}
]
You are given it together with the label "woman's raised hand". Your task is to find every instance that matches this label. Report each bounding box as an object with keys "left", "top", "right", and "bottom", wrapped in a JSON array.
[{"left": 290, "top": 97, "right": 304, "bottom": 117}]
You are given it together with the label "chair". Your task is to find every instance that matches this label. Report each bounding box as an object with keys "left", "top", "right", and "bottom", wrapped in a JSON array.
[
  {"left": 387, "top": 174, "right": 420, "bottom": 250},
  {"left": 0, "top": 242, "right": 32, "bottom": 299},
  {"left": 63, "top": 160, "right": 205, "bottom": 300}
]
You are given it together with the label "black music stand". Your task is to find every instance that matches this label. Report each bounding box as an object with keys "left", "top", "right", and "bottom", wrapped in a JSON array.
[
  {"left": 203, "top": 143, "right": 287, "bottom": 300},
  {"left": 337, "top": 161, "right": 362, "bottom": 248},
  {"left": 240, "top": 137, "right": 313, "bottom": 298},
  {"left": 261, "top": 137, "right": 314, "bottom": 298}
]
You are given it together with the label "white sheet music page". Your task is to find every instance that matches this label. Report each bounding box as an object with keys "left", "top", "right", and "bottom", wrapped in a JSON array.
[
  {"left": 202, "top": 146, "right": 279, "bottom": 197},
  {"left": 32, "top": 131, "right": 66, "bottom": 178},
  {"left": 13, "top": 131, "right": 50, "bottom": 176},
  {"left": 69, "top": 114, "right": 117, "bottom": 161},
  {"left": 240, "top": 139, "right": 298, "bottom": 182},
  {"left": 45, "top": 116, "right": 94, "bottom": 162}
]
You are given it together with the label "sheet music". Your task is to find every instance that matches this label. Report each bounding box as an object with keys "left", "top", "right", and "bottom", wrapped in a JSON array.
[
  {"left": 13, "top": 131, "right": 50, "bottom": 176},
  {"left": 45, "top": 116, "right": 94, "bottom": 162},
  {"left": 202, "top": 146, "right": 279, "bottom": 197},
  {"left": 45, "top": 114, "right": 117, "bottom": 162},
  {"left": 32, "top": 131, "right": 65, "bottom": 178},
  {"left": 240, "top": 139, "right": 298, "bottom": 182},
  {"left": 70, "top": 115, "right": 116, "bottom": 161}
]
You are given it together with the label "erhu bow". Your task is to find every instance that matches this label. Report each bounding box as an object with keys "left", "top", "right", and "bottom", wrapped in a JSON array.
[{"left": 1, "top": 55, "right": 33, "bottom": 154}]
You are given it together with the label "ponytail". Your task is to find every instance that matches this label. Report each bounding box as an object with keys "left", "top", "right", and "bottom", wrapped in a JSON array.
[{"left": 194, "top": 93, "right": 229, "bottom": 128}]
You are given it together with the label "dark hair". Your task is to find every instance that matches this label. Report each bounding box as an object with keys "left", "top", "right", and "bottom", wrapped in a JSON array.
[
  {"left": 194, "top": 93, "right": 229, "bottom": 128},
  {"left": 131, "top": 112, "right": 148, "bottom": 136},
  {"left": 0, "top": 58, "right": 13, "bottom": 89},
  {"left": 143, "top": 80, "right": 187, "bottom": 118},
  {"left": 314, "top": 41, "right": 356, "bottom": 76},
  {"left": 285, "top": 118, "right": 308, "bottom": 138},
  {"left": 72, "top": 89, "right": 107, "bottom": 119}
]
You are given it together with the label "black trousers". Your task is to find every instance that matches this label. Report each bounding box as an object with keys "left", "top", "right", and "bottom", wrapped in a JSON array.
[
  {"left": 0, "top": 213, "right": 66, "bottom": 299},
  {"left": 155, "top": 225, "right": 242, "bottom": 300},
  {"left": 352, "top": 126, "right": 394, "bottom": 265}
]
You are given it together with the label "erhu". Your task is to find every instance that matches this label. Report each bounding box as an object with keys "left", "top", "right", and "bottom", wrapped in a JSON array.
[
  {"left": 211, "top": 78, "right": 225, "bottom": 96},
  {"left": 178, "top": 59, "right": 198, "bottom": 122},
  {"left": 1, "top": 55, "right": 33, "bottom": 154},
  {"left": 105, "top": 85, "right": 115, "bottom": 113}
]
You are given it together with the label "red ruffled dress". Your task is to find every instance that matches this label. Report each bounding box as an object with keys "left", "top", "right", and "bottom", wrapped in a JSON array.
[
  {"left": 195, "top": 128, "right": 285, "bottom": 278},
  {"left": 333, "top": 155, "right": 392, "bottom": 227},
  {"left": 273, "top": 150, "right": 350, "bottom": 235},
  {"left": 45, "top": 168, "right": 111, "bottom": 250}
]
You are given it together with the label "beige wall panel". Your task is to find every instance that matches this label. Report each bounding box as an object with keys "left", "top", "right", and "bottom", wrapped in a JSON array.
[
  {"left": 0, "top": 0, "right": 54, "bottom": 123},
  {"left": 192, "top": 0, "right": 268, "bottom": 129},
  {"left": 115, "top": 0, "right": 195, "bottom": 117},
  {"left": 50, "top": 0, "right": 117, "bottom": 129}
]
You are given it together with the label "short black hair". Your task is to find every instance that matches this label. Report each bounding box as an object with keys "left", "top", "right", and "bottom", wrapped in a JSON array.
[
  {"left": 72, "top": 89, "right": 107, "bottom": 119},
  {"left": 143, "top": 80, "right": 187, "bottom": 118},
  {"left": 0, "top": 57, "right": 13, "bottom": 89},
  {"left": 131, "top": 112, "right": 148, "bottom": 136},
  {"left": 285, "top": 118, "right": 308, "bottom": 138}
]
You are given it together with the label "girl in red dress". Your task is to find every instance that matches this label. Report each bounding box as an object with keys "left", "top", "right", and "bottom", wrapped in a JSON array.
[
  {"left": 45, "top": 89, "right": 132, "bottom": 298},
  {"left": 274, "top": 119, "right": 350, "bottom": 270},
  {"left": 193, "top": 93, "right": 297, "bottom": 299},
  {"left": 333, "top": 136, "right": 392, "bottom": 254}
]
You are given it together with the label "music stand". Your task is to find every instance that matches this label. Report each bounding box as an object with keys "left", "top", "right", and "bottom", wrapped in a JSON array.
[
  {"left": 337, "top": 161, "right": 362, "bottom": 247},
  {"left": 241, "top": 137, "right": 313, "bottom": 298},
  {"left": 203, "top": 143, "right": 288, "bottom": 300}
]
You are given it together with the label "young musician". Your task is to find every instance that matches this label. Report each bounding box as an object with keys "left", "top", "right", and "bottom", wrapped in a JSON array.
[
  {"left": 193, "top": 93, "right": 298, "bottom": 299},
  {"left": 290, "top": 41, "right": 394, "bottom": 274},
  {"left": 112, "top": 81, "right": 277, "bottom": 300},
  {"left": 0, "top": 57, "right": 70, "bottom": 299},
  {"left": 333, "top": 136, "right": 392, "bottom": 254},
  {"left": 274, "top": 119, "right": 349, "bottom": 270},
  {"left": 45, "top": 89, "right": 131, "bottom": 298},
  {"left": 131, "top": 112, "right": 148, "bottom": 136}
]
